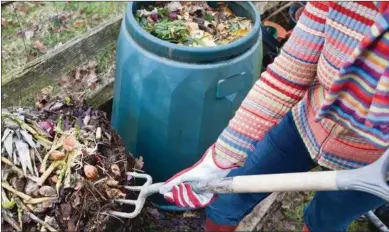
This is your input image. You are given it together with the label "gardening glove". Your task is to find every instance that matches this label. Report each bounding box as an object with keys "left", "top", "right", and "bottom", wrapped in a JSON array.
[{"left": 159, "top": 144, "right": 237, "bottom": 208}]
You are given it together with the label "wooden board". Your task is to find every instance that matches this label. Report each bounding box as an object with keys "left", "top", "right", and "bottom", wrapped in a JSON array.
[
  {"left": 237, "top": 193, "right": 284, "bottom": 231},
  {"left": 1, "top": 15, "right": 123, "bottom": 108}
]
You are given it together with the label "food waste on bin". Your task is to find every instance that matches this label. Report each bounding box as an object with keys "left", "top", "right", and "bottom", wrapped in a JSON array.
[
  {"left": 1, "top": 95, "right": 145, "bottom": 232},
  {"left": 135, "top": 1, "right": 253, "bottom": 47}
]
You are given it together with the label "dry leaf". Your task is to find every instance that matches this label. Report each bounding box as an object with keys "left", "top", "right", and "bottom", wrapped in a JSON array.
[
  {"left": 33, "top": 40, "right": 47, "bottom": 53},
  {"left": 110, "top": 164, "right": 121, "bottom": 177},
  {"left": 2, "top": 17, "right": 6, "bottom": 26},
  {"left": 105, "top": 188, "right": 126, "bottom": 199},
  {"left": 20, "top": 129, "right": 36, "bottom": 148},
  {"left": 25, "top": 30, "right": 34, "bottom": 40},
  {"left": 73, "top": 20, "right": 85, "bottom": 27},
  {"left": 135, "top": 156, "right": 144, "bottom": 169},
  {"left": 15, "top": 138, "right": 34, "bottom": 175},
  {"left": 2, "top": 129, "right": 14, "bottom": 160},
  {"left": 233, "top": 28, "right": 249, "bottom": 37}
]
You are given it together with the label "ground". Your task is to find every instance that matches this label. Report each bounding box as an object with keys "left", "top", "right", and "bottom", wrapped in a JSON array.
[
  {"left": 1, "top": 2, "right": 385, "bottom": 232},
  {"left": 257, "top": 191, "right": 374, "bottom": 232},
  {"left": 1, "top": 1, "right": 126, "bottom": 76}
]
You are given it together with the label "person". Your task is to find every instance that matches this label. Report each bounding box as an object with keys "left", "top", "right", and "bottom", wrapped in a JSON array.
[{"left": 159, "top": 2, "right": 389, "bottom": 232}]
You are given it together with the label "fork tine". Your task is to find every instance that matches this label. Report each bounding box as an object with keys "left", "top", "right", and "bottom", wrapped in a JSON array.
[
  {"left": 115, "top": 199, "right": 137, "bottom": 205},
  {"left": 124, "top": 186, "right": 143, "bottom": 191},
  {"left": 126, "top": 172, "right": 153, "bottom": 184},
  {"left": 109, "top": 210, "right": 140, "bottom": 219}
]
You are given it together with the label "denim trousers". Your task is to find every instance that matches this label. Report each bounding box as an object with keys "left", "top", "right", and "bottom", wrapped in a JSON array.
[{"left": 206, "top": 112, "right": 385, "bottom": 232}]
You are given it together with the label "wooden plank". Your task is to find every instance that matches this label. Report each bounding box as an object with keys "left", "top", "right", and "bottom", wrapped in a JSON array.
[
  {"left": 1, "top": 1, "right": 14, "bottom": 6},
  {"left": 1, "top": 15, "right": 123, "bottom": 108},
  {"left": 237, "top": 193, "right": 283, "bottom": 231}
]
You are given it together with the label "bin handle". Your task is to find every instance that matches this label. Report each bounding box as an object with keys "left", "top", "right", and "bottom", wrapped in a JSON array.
[{"left": 216, "top": 72, "right": 247, "bottom": 99}]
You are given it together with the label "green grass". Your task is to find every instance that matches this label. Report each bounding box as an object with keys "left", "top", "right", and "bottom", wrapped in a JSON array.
[
  {"left": 1, "top": 2, "right": 126, "bottom": 76},
  {"left": 281, "top": 191, "right": 371, "bottom": 232}
]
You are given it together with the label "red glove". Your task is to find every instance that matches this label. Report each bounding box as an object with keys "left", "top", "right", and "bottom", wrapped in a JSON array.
[{"left": 159, "top": 144, "right": 236, "bottom": 208}]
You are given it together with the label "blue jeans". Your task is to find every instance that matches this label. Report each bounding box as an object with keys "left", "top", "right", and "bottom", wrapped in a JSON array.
[{"left": 206, "top": 112, "right": 385, "bottom": 232}]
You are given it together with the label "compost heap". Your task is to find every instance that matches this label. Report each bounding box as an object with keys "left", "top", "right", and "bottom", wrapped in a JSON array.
[
  {"left": 1, "top": 97, "right": 145, "bottom": 232},
  {"left": 135, "top": 1, "right": 253, "bottom": 47}
]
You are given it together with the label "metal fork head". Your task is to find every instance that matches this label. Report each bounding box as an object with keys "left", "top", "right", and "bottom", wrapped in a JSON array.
[{"left": 108, "top": 172, "right": 154, "bottom": 219}]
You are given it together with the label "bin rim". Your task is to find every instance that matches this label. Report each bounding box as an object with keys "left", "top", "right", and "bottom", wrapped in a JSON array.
[{"left": 124, "top": 1, "right": 261, "bottom": 63}]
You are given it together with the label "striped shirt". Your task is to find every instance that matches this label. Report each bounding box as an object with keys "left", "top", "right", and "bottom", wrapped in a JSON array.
[{"left": 214, "top": 2, "right": 389, "bottom": 170}]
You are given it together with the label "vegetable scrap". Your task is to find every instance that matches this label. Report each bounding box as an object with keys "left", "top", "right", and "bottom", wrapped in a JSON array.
[
  {"left": 1, "top": 96, "right": 146, "bottom": 232},
  {"left": 135, "top": 1, "right": 253, "bottom": 47}
]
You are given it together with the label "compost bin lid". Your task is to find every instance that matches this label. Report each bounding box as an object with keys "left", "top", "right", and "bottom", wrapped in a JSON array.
[{"left": 124, "top": 1, "right": 261, "bottom": 63}]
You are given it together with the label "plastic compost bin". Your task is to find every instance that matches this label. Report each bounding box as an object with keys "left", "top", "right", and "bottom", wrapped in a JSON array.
[{"left": 111, "top": 1, "right": 262, "bottom": 211}]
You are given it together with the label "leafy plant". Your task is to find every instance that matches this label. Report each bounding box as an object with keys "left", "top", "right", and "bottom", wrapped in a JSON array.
[{"left": 152, "top": 19, "right": 190, "bottom": 43}]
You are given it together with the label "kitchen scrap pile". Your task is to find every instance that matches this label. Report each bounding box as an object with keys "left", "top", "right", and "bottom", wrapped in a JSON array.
[
  {"left": 1, "top": 96, "right": 145, "bottom": 232},
  {"left": 135, "top": 1, "right": 253, "bottom": 46}
]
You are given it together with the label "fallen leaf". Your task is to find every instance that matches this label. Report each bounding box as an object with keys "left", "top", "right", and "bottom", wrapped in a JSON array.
[
  {"left": 13, "top": 150, "right": 20, "bottom": 166},
  {"left": 2, "top": 17, "right": 6, "bottom": 26},
  {"left": 110, "top": 164, "right": 121, "bottom": 177},
  {"left": 74, "top": 68, "right": 81, "bottom": 80},
  {"left": 74, "top": 181, "right": 84, "bottom": 191},
  {"left": 135, "top": 156, "right": 144, "bottom": 169},
  {"left": 10, "top": 177, "right": 26, "bottom": 192},
  {"left": 2, "top": 128, "right": 13, "bottom": 142},
  {"left": 20, "top": 129, "right": 36, "bottom": 148},
  {"left": 87, "top": 61, "right": 97, "bottom": 69},
  {"left": 92, "top": 13, "right": 99, "bottom": 20},
  {"left": 44, "top": 216, "right": 59, "bottom": 230},
  {"left": 105, "top": 188, "right": 126, "bottom": 199},
  {"left": 73, "top": 20, "right": 85, "bottom": 27},
  {"left": 2, "top": 129, "right": 14, "bottom": 160},
  {"left": 71, "top": 193, "right": 81, "bottom": 208},
  {"left": 25, "top": 30, "right": 34, "bottom": 40},
  {"left": 106, "top": 179, "right": 119, "bottom": 187},
  {"left": 49, "top": 102, "right": 64, "bottom": 111},
  {"left": 15, "top": 138, "right": 34, "bottom": 175},
  {"left": 233, "top": 28, "right": 249, "bottom": 37},
  {"left": 33, "top": 40, "right": 47, "bottom": 53}
]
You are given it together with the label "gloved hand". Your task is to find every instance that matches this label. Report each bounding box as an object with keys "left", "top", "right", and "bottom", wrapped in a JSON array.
[{"left": 159, "top": 144, "right": 237, "bottom": 208}]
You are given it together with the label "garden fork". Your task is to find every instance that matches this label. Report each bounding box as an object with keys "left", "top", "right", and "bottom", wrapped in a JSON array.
[{"left": 109, "top": 148, "right": 389, "bottom": 219}]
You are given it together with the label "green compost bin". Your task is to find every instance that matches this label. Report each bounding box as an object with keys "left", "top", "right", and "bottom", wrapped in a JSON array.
[{"left": 111, "top": 1, "right": 262, "bottom": 211}]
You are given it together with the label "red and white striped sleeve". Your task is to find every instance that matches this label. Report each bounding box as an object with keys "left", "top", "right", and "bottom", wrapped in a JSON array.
[{"left": 214, "top": 2, "right": 330, "bottom": 165}]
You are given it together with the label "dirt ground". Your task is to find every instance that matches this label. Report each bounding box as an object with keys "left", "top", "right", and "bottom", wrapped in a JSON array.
[{"left": 257, "top": 191, "right": 378, "bottom": 232}]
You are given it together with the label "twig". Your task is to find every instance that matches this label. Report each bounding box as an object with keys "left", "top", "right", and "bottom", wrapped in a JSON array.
[
  {"left": 39, "top": 161, "right": 65, "bottom": 185},
  {"left": 99, "top": 212, "right": 124, "bottom": 224},
  {"left": 97, "top": 165, "right": 114, "bottom": 180},
  {"left": 24, "top": 197, "right": 57, "bottom": 205},
  {"left": 56, "top": 166, "right": 66, "bottom": 193},
  {"left": 27, "top": 212, "right": 58, "bottom": 232},
  {"left": 64, "top": 150, "right": 81, "bottom": 188},
  {"left": 264, "top": 2, "right": 294, "bottom": 22},
  {"left": 2, "top": 210, "right": 22, "bottom": 231},
  {"left": 114, "top": 159, "right": 126, "bottom": 164},
  {"left": 93, "top": 177, "right": 107, "bottom": 185},
  {"left": 5, "top": 183, "right": 55, "bottom": 205},
  {"left": 1, "top": 157, "right": 41, "bottom": 183},
  {"left": 89, "top": 183, "right": 107, "bottom": 201},
  {"left": 40, "top": 135, "right": 63, "bottom": 173},
  {"left": 1, "top": 156, "right": 24, "bottom": 177},
  {"left": 2, "top": 181, "right": 32, "bottom": 201}
]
